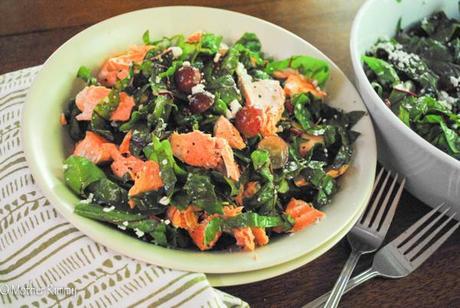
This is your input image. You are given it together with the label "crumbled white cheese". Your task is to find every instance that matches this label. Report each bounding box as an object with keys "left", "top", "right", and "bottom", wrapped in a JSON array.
[
  {"left": 213, "top": 52, "right": 221, "bottom": 63},
  {"left": 219, "top": 42, "right": 229, "bottom": 55},
  {"left": 388, "top": 49, "right": 421, "bottom": 71},
  {"left": 103, "top": 206, "right": 115, "bottom": 212},
  {"left": 182, "top": 61, "right": 191, "bottom": 67},
  {"left": 164, "top": 219, "right": 171, "bottom": 225},
  {"left": 134, "top": 228, "right": 145, "bottom": 238},
  {"left": 438, "top": 91, "right": 455, "bottom": 110},
  {"left": 450, "top": 76, "right": 460, "bottom": 88},
  {"left": 191, "top": 83, "right": 206, "bottom": 94},
  {"left": 161, "top": 159, "right": 168, "bottom": 165},
  {"left": 236, "top": 62, "right": 253, "bottom": 84},
  {"left": 123, "top": 221, "right": 129, "bottom": 226},
  {"left": 80, "top": 193, "right": 94, "bottom": 204},
  {"left": 158, "top": 196, "right": 170, "bottom": 205},
  {"left": 169, "top": 46, "right": 183, "bottom": 59},
  {"left": 369, "top": 40, "right": 402, "bottom": 54},
  {"left": 117, "top": 225, "right": 127, "bottom": 230},
  {"left": 225, "top": 99, "right": 242, "bottom": 119}
]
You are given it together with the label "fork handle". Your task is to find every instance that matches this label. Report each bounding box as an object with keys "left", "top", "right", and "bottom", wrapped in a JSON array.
[
  {"left": 303, "top": 268, "right": 380, "bottom": 308},
  {"left": 323, "top": 250, "right": 362, "bottom": 308}
]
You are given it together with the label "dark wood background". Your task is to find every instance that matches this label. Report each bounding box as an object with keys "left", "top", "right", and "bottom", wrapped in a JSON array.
[{"left": 1, "top": 1, "right": 458, "bottom": 307}]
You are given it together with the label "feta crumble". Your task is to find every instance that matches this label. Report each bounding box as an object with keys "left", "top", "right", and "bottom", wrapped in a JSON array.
[
  {"left": 191, "top": 83, "right": 206, "bottom": 94},
  {"left": 134, "top": 228, "right": 145, "bottom": 238},
  {"left": 450, "top": 76, "right": 460, "bottom": 88},
  {"left": 169, "top": 46, "right": 183, "bottom": 59},
  {"left": 102, "top": 206, "right": 115, "bottom": 212},
  {"left": 225, "top": 99, "right": 242, "bottom": 119},
  {"left": 158, "top": 196, "right": 170, "bottom": 205}
]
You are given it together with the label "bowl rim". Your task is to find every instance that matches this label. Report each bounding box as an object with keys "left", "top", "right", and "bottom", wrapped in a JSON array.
[
  {"left": 22, "top": 5, "right": 376, "bottom": 274},
  {"left": 350, "top": 0, "right": 460, "bottom": 169}
]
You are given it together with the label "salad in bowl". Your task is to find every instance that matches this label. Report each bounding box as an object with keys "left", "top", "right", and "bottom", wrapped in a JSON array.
[{"left": 61, "top": 31, "right": 364, "bottom": 252}]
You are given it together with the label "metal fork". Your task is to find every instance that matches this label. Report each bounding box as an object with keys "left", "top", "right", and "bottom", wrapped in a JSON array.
[
  {"left": 323, "top": 169, "right": 406, "bottom": 308},
  {"left": 306, "top": 204, "right": 460, "bottom": 307}
]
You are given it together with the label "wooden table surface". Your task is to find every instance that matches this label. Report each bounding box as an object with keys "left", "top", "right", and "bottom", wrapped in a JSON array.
[{"left": 1, "top": 0, "right": 458, "bottom": 307}]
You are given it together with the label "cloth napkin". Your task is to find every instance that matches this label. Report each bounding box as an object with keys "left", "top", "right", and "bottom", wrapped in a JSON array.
[{"left": 0, "top": 66, "right": 248, "bottom": 308}]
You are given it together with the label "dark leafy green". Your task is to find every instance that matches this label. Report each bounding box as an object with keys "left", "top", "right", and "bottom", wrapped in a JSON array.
[
  {"left": 365, "top": 10, "right": 460, "bottom": 160},
  {"left": 65, "top": 31, "right": 364, "bottom": 251}
]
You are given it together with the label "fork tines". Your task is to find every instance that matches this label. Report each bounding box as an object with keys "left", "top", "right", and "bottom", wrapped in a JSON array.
[
  {"left": 393, "top": 204, "right": 460, "bottom": 269},
  {"left": 360, "top": 168, "right": 406, "bottom": 235}
]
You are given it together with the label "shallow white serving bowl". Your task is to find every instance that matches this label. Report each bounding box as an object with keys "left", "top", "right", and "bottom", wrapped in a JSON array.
[
  {"left": 351, "top": 0, "right": 460, "bottom": 213},
  {"left": 22, "top": 6, "right": 376, "bottom": 275}
]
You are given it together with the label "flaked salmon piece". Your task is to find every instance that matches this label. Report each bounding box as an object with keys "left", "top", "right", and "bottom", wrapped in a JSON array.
[
  {"left": 285, "top": 198, "right": 325, "bottom": 232},
  {"left": 236, "top": 62, "right": 285, "bottom": 136},
  {"left": 214, "top": 116, "right": 246, "bottom": 150},
  {"left": 233, "top": 227, "right": 256, "bottom": 251},
  {"left": 326, "top": 164, "right": 349, "bottom": 178},
  {"left": 170, "top": 131, "right": 222, "bottom": 169},
  {"left": 186, "top": 31, "right": 203, "bottom": 43},
  {"left": 98, "top": 45, "right": 152, "bottom": 86},
  {"left": 251, "top": 227, "right": 269, "bottom": 246},
  {"left": 167, "top": 206, "right": 199, "bottom": 230},
  {"left": 60, "top": 113, "right": 67, "bottom": 126},
  {"left": 110, "top": 92, "right": 135, "bottom": 122},
  {"left": 128, "top": 160, "right": 164, "bottom": 197},
  {"left": 216, "top": 138, "right": 241, "bottom": 181},
  {"left": 73, "top": 131, "right": 116, "bottom": 164},
  {"left": 188, "top": 217, "right": 222, "bottom": 251},
  {"left": 222, "top": 205, "right": 243, "bottom": 218},
  {"left": 170, "top": 131, "right": 240, "bottom": 181},
  {"left": 234, "top": 181, "right": 259, "bottom": 206},
  {"left": 119, "top": 130, "right": 133, "bottom": 154},
  {"left": 299, "top": 134, "right": 324, "bottom": 156},
  {"left": 75, "top": 86, "right": 135, "bottom": 121},
  {"left": 110, "top": 151, "right": 145, "bottom": 179},
  {"left": 273, "top": 69, "right": 327, "bottom": 98},
  {"left": 75, "top": 86, "right": 110, "bottom": 121}
]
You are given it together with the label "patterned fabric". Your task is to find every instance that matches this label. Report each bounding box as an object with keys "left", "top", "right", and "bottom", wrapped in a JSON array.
[{"left": 0, "top": 66, "right": 247, "bottom": 308}]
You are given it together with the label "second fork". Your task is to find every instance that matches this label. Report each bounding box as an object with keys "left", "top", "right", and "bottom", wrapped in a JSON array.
[{"left": 322, "top": 169, "right": 406, "bottom": 308}]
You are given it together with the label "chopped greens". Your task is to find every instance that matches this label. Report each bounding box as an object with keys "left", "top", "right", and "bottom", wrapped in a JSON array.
[
  {"left": 63, "top": 31, "right": 363, "bottom": 251},
  {"left": 364, "top": 11, "right": 460, "bottom": 159}
]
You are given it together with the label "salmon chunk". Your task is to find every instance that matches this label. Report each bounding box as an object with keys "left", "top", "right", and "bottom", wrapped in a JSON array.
[
  {"left": 170, "top": 131, "right": 241, "bottom": 181},
  {"left": 73, "top": 131, "right": 116, "bottom": 164},
  {"left": 233, "top": 227, "right": 256, "bottom": 251},
  {"left": 110, "top": 151, "right": 145, "bottom": 179},
  {"left": 251, "top": 227, "right": 269, "bottom": 246},
  {"left": 273, "top": 69, "right": 327, "bottom": 98},
  {"left": 75, "top": 86, "right": 110, "bottom": 121},
  {"left": 110, "top": 92, "right": 135, "bottom": 122},
  {"left": 119, "top": 130, "right": 133, "bottom": 154},
  {"left": 170, "top": 131, "right": 222, "bottom": 169},
  {"left": 75, "top": 86, "right": 135, "bottom": 121},
  {"left": 285, "top": 198, "right": 325, "bottom": 232},
  {"left": 128, "top": 160, "right": 164, "bottom": 197},
  {"left": 167, "top": 206, "right": 199, "bottom": 230},
  {"left": 214, "top": 116, "right": 246, "bottom": 150},
  {"left": 216, "top": 138, "right": 241, "bottom": 181},
  {"left": 98, "top": 45, "right": 152, "bottom": 86},
  {"left": 188, "top": 217, "right": 222, "bottom": 251}
]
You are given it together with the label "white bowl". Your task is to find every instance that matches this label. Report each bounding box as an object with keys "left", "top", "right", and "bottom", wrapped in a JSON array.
[
  {"left": 22, "top": 6, "right": 376, "bottom": 274},
  {"left": 351, "top": 0, "right": 460, "bottom": 213}
]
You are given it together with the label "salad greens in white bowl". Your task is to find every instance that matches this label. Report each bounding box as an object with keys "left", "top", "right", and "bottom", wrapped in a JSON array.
[
  {"left": 351, "top": 0, "right": 460, "bottom": 214},
  {"left": 22, "top": 6, "right": 376, "bottom": 274}
]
